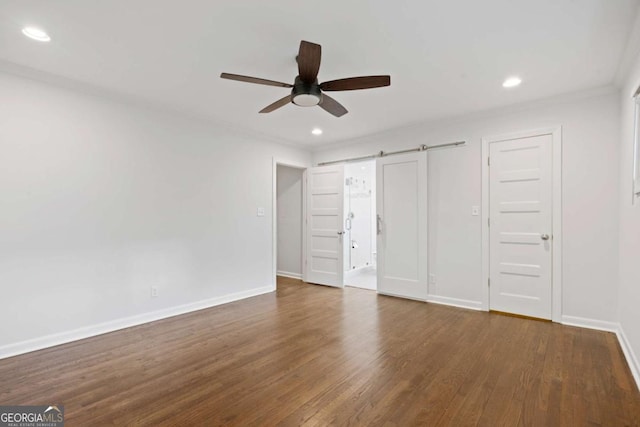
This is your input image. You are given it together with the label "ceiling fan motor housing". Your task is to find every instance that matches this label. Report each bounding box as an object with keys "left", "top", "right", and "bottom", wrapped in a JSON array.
[{"left": 292, "top": 76, "right": 322, "bottom": 106}]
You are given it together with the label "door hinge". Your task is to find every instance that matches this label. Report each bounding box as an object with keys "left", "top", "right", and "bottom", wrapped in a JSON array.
[
  {"left": 488, "top": 278, "right": 491, "bottom": 287},
  {"left": 488, "top": 218, "right": 490, "bottom": 227},
  {"left": 487, "top": 157, "right": 490, "bottom": 166}
]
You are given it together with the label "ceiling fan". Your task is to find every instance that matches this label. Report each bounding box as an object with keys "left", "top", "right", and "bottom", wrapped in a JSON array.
[{"left": 220, "top": 40, "right": 390, "bottom": 117}]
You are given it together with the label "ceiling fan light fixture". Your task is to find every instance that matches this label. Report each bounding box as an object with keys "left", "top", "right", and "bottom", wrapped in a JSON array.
[
  {"left": 293, "top": 93, "right": 321, "bottom": 107},
  {"left": 292, "top": 76, "right": 323, "bottom": 107}
]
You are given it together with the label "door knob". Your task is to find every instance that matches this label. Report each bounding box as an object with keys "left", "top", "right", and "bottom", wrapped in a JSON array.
[
  {"left": 541, "top": 234, "right": 550, "bottom": 240},
  {"left": 337, "top": 231, "right": 344, "bottom": 235}
]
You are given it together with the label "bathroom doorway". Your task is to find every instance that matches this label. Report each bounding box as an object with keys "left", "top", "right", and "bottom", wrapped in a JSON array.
[{"left": 343, "top": 160, "right": 377, "bottom": 290}]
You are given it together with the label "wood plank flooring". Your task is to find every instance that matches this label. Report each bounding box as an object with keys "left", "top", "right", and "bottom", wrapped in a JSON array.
[{"left": 1, "top": 276, "right": 639, "bottom": 426}]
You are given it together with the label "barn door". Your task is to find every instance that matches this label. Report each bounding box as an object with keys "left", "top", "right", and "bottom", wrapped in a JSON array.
[{"left": 376, "top": 152, "right": 428, "bottom": 300}]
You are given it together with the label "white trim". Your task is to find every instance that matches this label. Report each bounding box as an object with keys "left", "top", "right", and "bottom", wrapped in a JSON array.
[
  {"left": 427, "top": 295, "right": 484, "bottom": 311},
  {"left": 481, "top": 127, "right": 563, "bottom": 321},
  {"left": 277, "top": 271, "right": 303, "bottom": 280},
  {"left": 0, "top": 285, "right": 274, "bottom": 360},
  {"left": 617, "top": 325, "right": 640, "bottom": 392},
  {"left": 302, "top": 169, "right": 308, "bottom": 281},
  {"left": 272, "top": 158, "right": 308, "bottom": 289},
  {"left": 560, "top": 315, "right": 619, "bottom": 333},
  {"left": 481, "top": 138, "right": 490, "bottom": 312},
  {"left": 551, "top": 127, "right": 563, "bottom": 322},
  {"left": 633, "top": 96, "right": 640, "bottom": 204}
]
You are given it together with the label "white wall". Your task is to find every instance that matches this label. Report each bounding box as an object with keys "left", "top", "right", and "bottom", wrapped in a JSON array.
[
  {"left": 0, "top": 71, "right": 310, "bottom": 354},
  {"left": 276, "top": 165, "right": 303, "bottom": 278},
  {"left": 618, "top": 48, "right": 640, "bottom": 385},
  {"left": 314, "top": 90, "right": 620, "bottom": 322}
]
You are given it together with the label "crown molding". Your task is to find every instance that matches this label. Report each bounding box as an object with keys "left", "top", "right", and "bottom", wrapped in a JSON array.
[
  {"left": 312, "top": 85, "right": 618, "bottom": 153},
  {"left": 0, "top": 59, "right": 303, "bottom": 149}
]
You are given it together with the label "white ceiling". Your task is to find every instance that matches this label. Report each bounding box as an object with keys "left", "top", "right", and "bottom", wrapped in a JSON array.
[{"left": 1, "top": 0, "right": 638, "bottom": 146}]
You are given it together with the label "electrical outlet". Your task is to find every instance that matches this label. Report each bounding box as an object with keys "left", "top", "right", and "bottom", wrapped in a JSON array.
[
  {"left": 429, "top": 273, "right": 436, "bottom": 285},
  {"left": 257, "top": 207, "right": 265, "bottom": 217},
  {"left": 471, "top": 206, "right": 480, "bottom": 216},
  {"left": 151, "top": 286, "right": 158, "bottom": 297}
]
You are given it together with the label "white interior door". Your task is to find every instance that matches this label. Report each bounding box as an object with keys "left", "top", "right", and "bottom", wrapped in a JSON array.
[
  {"left": 489, "top": 134, "right": 553, "bottom": 319},
  {"left": 305, "top": 165, "right": 344, "bottom": 287},
  {"left": 376, "top": 152, "right": 428, "bottom": 300}
]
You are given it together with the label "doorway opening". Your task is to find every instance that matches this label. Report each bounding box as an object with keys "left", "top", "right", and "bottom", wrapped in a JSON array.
[
  {"left": 275, "top": 163, "right": 305, "bottom": 288},
  {"left": 343, "top": 160, "right": 377, "bottom": 290},
  {"left": 304, "top": 150, "right": 428, "bottom": 297}
]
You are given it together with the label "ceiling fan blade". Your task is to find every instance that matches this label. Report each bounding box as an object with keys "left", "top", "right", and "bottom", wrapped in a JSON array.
[
  {"left": 320, "top": 75, "right": 391, "bottom": 91},
  {"left": 297, "top": 41, "right": 321, "bottom": 83},
  {"left": 220, "top": 73, "right": 293, "bottom": 88},
  {"left": 259, "top": 95, "right": 292, "bottom": 113},
  {"left": 319, "top": 94, "right": 348, "bottom": 117}
]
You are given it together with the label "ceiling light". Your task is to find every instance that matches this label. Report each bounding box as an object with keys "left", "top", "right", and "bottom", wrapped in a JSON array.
[
  {"left": 502, "top": 76, "right": 522, "bottom": 88},
  {"left": 311, "top": 128, "right": 323, "bottom": 136},
  {"left": 293, "top": 94, "right": 321, "bottom": 107},
  {"left": 22, "top": 27, "right": 51, "bottom": 42}
]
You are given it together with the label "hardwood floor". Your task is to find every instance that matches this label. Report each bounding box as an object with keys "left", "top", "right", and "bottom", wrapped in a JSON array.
[{"left": 1, "top": 276, "right": 639, "bottom": 426}]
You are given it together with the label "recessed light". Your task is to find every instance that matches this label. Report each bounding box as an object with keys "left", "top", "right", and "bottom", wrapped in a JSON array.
[
  {"left": 502, "top": 76, "right": 522, "bottom": 88},
  {"left": 311, "top": 128, "right": 323, "bottom": 136},
  {"left": 22, "top": 27, "right": 51, "bottom": 42}
]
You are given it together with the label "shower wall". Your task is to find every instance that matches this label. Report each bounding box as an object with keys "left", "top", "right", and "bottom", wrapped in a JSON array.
[{"left": 344, "top": 160, "right": 376, "bottom": 271}]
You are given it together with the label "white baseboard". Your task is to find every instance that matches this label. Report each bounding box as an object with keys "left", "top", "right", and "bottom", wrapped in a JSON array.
[
  {"left": 0, "top": 285, "right": 274, "bottom": 360},
  {"left": 560, "top": 315, "right": 619, "bottom": 332},
  {"left": 2, "top": 283, "right": 638, "bottom": 393},
  {"left": 426, "top": 294, "right": 484, "bottom": 311},
  {"left": 617, "top": 325, "right": 640, "bottom": 392},
  {"left": 276, "top": 271, "right": 302, "bottom": 280}
]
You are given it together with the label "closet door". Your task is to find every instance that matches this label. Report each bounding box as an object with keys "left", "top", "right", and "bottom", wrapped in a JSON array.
[
  {"left": 488, "top": 134, "right": 553, "bottom": 319},
  {"left": 376, "top": 152, "right": 428, "bottom": 300}
]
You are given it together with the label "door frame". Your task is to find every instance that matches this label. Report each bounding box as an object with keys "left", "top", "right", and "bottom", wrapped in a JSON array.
[
  {"left": 481, "top": 127, "right": 563, "bottom": 322},
  {"left": 272, "top": 157, "right": 308, "bottom": 290}
]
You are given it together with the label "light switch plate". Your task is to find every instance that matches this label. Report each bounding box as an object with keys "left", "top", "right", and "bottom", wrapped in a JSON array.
[
  {"left": 257, "top": 207, "right": 265, "bottom": 217},
  {"left": 471, "top": 206, "right": 480, "bottom": 216}
]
